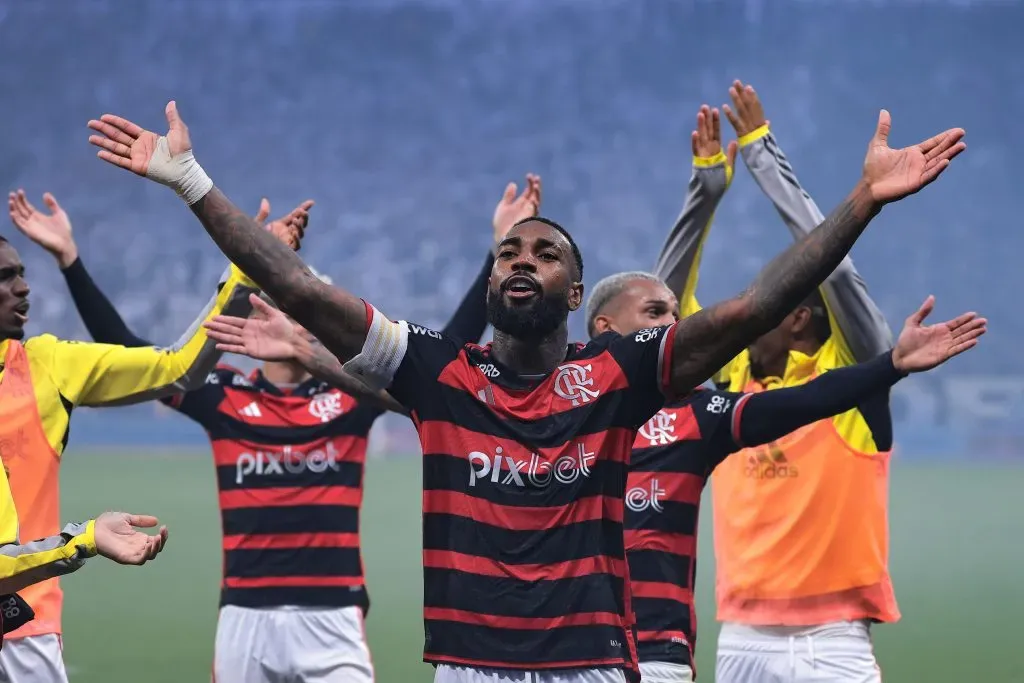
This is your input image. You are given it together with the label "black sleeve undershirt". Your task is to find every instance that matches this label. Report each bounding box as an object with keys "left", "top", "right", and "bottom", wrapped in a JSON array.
[
  {"left": 440, "top": 252, "right": 494, "bottom": 347},
  {"left": 737, "top": 351, "right": 902, "bottom": 452},
  {"left": 61, "top": 257, "right": 152, "bottom": 348}
]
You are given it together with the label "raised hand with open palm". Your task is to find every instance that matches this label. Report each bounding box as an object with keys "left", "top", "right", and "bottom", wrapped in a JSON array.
[
  {"left": 861, "top": 111, "right": 966, "bottom": 205},
  {"left": 88, "top": 101, "right": 212, "bottom": 204},
  {"left": 891, "top": 296, "right": 986, "bottom": 373}
]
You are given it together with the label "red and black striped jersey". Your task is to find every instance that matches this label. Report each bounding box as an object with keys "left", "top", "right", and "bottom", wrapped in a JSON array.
[
  {"left": 164, "top": 365, "right": 382, "bottom": 610},
  {"left": 626, "top": 388, "right": 749, "bottom": 668},
  {"left": 385, "top": 321, "right": 679, "bottom": 680}
]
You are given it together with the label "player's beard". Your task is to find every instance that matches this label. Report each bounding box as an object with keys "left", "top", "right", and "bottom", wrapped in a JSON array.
[{"left": 487, "top": 288, "right": 569, "bottom": 341}]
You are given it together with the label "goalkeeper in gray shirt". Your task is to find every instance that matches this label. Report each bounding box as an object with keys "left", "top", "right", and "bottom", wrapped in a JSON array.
[{"left": 653, "top": 82, "right": 899, "bottom": 683}]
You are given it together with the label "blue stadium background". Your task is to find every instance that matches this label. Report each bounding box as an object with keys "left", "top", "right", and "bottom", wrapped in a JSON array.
[{"left": 2, "top": 0, "right": 1021, "bottom": 457}]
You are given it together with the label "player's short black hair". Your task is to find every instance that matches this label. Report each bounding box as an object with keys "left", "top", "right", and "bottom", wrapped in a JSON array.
[
  {"left": 510, "top": 216, "right": 584, "bottom": 280},
  {"left": 799, "top": 290, "right": 831, "bottom": 344},
  {"left": 0, "top": 235, "right": 7, "bottom": 243}
]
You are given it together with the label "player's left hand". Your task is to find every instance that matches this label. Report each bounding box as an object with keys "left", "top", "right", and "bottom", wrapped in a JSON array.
[
  {"left": 691, "top": 104, "right": 738, "bottom": 169},
  {"left": 94, "top": 512, "right": 169, "bottom": 566},
  {"left": 492, "top": 174, "right": 541, "bottom": 248},
  {"left": 861, "top": 111, "right": 966, "bottom": 205},
  {"left": 255, "top": 198, "right": 314, "bottom": 251},
  {"left": 722, "top": 80, "right": 769, "bottom": 138},
  {"left": 891, "top": 295, "right": 987, "bottom": 373},
  {"left": 204, "top": 293, "right": 301, "bottom": 362}
]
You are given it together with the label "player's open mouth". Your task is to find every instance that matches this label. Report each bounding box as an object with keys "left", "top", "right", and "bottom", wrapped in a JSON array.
[
  {"left": 12, "top": 301, "right": 29, "bottom": 325},
  {"left": 503, "top": 275, "right": 540, "bottom": 301}
]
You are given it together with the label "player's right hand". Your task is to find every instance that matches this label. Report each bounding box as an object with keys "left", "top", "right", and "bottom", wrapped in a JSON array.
[
  {"left": 203, "top": 293, "right": 301, "bottom": 362},
  {"left": 890, "top": 295, "right": 987, "bottom": 373},
  {"left": 88, "top": 101, "right": 192, "bottom": 181},
  {"left": 256, "top": 198, "right": 315, "bottom": 251},
  {"left": 691, "top": 104, "right": 738, "bottom": 169},
  {"left": 94, "top": 512, "right": 168, "bottom": 566},
  {"left": 492, "top": 174, "right": 542, "bottom": 248},
  {"left": 722, "top": 79, "right": 769, "bottom": 138},
  {"left": 7, "top": 190, "right": 78, "bottom": 268}
]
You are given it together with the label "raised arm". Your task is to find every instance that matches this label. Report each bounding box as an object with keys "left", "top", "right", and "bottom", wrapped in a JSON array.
[
  {"left": 665, "top": 110, "right": 966, "bottom": 395},
  {"left": 87, "top": 102, "right": 369, "bottom": 367},
  {"left": 9, "top": 189, "right": 310, "bottom": 349},
  {"left": 724, "top": 80, "right": 893, "bottom": 360},
  {"left": 734, "top": 297, "right": 984, "bottom": 448},
  {"left": 652, "top": 105, "right": 736, "bottom": 317}
]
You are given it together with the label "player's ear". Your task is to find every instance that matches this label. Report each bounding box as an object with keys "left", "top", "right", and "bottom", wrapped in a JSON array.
[
  {"left": 567, "top": 282, "right": 584, "bottom": 312},
  {"left": 591, "top": 315, "right": 614, "bottom": 335},
  {"left": 790, "top": 306, "right": 812, "bottom": 335}
]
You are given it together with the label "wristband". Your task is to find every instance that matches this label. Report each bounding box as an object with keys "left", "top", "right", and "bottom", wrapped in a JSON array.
[{"left": 145, "top": 137, "right": 214, "bottom": 205}]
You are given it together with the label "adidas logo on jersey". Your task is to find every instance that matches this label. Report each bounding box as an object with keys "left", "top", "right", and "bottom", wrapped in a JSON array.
[
  {"left": 239, "top": 402, "right": 263, "bottom": 418},
  {"left": 744, "top": 444, "right": 799, "bottom": 479}
]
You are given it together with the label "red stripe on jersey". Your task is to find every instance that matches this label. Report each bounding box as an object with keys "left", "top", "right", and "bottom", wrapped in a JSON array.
[
  {"left": 427, "top": 652, "right": 631, "bottom": 672},
  {"left": 419, "top": 420, "right": 634, "bottom": 466},
  {"left": 223, "top": 532, "right": 360, "bottom": 550},
  {"left": 224, "top": 576, "right": 364, "bottom": 589},
  {"left": 424, "top": 607, "right": 624, "bottom": 631},
  {"left": 624, "top": 529, "right": 696, "bottom": 557},
  {"left": 425, "top": 490, "right": 623, "bottom": 530},
  {"left": 637, "top": 629, "right": 689, "bottom": 645},
  {"left": 630, "top": 580, "right": 693, "bottom": 604},
  {"left": 436, "top": 349, "right": 631, "bottom": 421},
  {"left": 212, "top": 437, "right": 368, "bottom": 468},
  {"left": 423, "top": 549, "right": 626, "bottom": 582},
  {"left": 219, "top": 486, "right": 361, "bottom": 509},
  {"left": 627, "top": 470, "right": 704, "bottom": 505}
]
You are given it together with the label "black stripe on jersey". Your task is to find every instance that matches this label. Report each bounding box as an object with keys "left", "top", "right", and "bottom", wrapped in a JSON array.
[
  {"left": 423, "top": 568, "right": 625, "bottom": 617},
  {"left": 627, "top": 550, "right": 693, "bottom": 587},
  {"left": 215, "top": 461, "right": 364, "bottom": 491},
  {"left": 424, "top": 514, "right": 625, "bottom": 564},
  {"left": 424, "top": 620, "right": 632, "bottom": 669},
  {"left": 221, "top": 585, "right": 370, "bottom": 611},
  {"left": 624, "top": 502, "right": 698, "bottom": 536},
  {"left": 225, "top": 547, "right": 363, "bottom": 580},
  {"left": 414, "top": 385, "right": 638, "bottom": 448},
  {"left": 205, "top": 415, "right": 374, "bottom": 446},
  {"left": 636, "top": 637, "right": 691, "bottom": 667},
  {"left": 630, "top": 443, "right": 714, "bottom": 476},
  {"left": 222, "top": 505, "right": 359, "bottom": 536},
  {"left": 423, "top": 453, "right": 626, "bottom": 507}
]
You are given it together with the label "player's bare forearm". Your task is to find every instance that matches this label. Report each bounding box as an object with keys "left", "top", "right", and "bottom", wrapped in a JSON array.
[
  {"left": 190, "top": 188, "right": 367, "bottom": 360},
  {"left": 296, "top": 339, "right": 407, "bottom": 415},
  {"left": 669, "top": 180, "right": 880, "bottom": 392}
]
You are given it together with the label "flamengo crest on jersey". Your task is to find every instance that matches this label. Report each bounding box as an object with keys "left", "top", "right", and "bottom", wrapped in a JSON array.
[
  {"left": 168, "top": 365, "right": 382, "bottom": 610},
  {"left": 370, "top": 320, "right": 679, "bottom": 681}
]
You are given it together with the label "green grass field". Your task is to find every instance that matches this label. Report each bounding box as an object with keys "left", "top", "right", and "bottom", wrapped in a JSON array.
[{"left": 55, "top": 452, "right": 1024, "bottom": 682}]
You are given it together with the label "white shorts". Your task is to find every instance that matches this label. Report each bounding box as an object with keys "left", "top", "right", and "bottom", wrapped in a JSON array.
[
  {"left": 0, "top": 634, "right": 67, "bottom": 683},
  {"left": 213, "top": 605, "right": 373, "bottom": 683},
  {"left": 637, "top": 661, "right": 694, "bottom": 682},
  {"left": 433, "top": 664, "right": 627, "bottom": 683},
  {"left": 716, "top": 620, "right": 882, "bottom": 683}
]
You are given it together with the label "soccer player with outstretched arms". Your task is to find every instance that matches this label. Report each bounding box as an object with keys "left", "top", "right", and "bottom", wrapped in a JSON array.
[
  {"left": 657, "top": 80, "right": 931, "bottom": 682},
  {"left": 578, "top": 102, "right": 984, "bottom": 683},
  {"left": 0, "top": 190, "right": 307, "bottom": 683},
  {"left": 9, "top": 178, "right": 539, "bottom": 683},
  {"left": 87, "top": 99, "right": 964, "bottom": 683}
]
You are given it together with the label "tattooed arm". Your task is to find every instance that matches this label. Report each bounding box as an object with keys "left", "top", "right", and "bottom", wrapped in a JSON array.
[
  {"left": 664, "top": 111, "right": 966, "bottom": 395},
  {"left": 291, "top": 336, "right": 406, "bottom": 414},
  {"left": 86, "top": 103, "right": 370, "bottom": 365},
  {"left": 189, "top": 189, "right": 368, "bottom": 363}
]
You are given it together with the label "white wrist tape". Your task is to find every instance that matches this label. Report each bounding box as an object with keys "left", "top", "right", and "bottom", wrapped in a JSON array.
[
  {"left": 342, "top": 305, "right": 409, "bottom": 392},
  {"left": 145, "top": 137, "right": 214, "bottom": 205}
]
